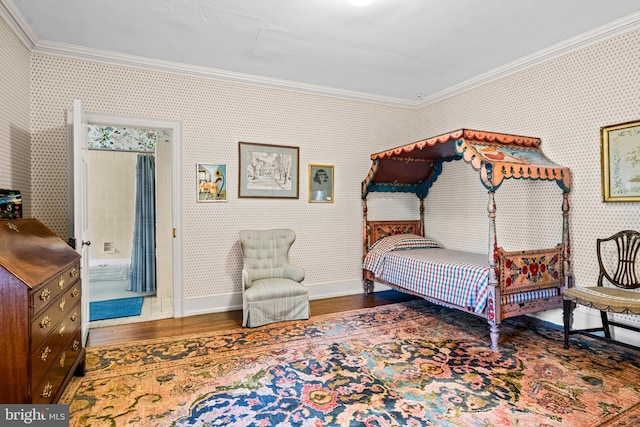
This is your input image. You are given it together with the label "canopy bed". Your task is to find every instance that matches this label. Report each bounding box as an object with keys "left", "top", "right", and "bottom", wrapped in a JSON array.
[{"left": 361, "top": 129, "right": 572, "bottom": 350}]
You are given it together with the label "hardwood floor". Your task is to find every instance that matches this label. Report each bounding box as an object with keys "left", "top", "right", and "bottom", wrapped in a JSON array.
[{"left": 87, "top": 290, "right": 418, "bottom": 347}]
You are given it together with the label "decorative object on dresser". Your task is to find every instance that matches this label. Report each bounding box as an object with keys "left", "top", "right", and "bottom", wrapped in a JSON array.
[
  {"left": 0, "top": 218, "right": 85, "bottom": 403},
  {"left": 0, "top": 189, "right": 22, "bottom": 220}
]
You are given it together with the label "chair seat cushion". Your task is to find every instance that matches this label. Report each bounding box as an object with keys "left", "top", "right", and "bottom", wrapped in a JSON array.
[
  {"left": 564, "top": 286, "right": 640, "bottom": 314},
  {"left": 244, "top": 279, "right": 309, "bottom": 302}
]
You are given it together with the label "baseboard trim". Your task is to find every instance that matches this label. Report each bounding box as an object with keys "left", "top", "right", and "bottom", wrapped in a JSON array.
[{"left": 182, "top": 280, "right": 393, "bottom": 317}]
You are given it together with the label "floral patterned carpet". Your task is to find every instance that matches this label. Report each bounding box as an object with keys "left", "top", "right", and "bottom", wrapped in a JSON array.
[{"left": 60, "top": 299, "right": 640, "bottom": 426}]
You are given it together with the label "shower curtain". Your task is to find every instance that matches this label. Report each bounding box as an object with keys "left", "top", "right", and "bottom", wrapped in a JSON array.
[{"left": 129, "top": 154, "right": 157, "bottom": 293}]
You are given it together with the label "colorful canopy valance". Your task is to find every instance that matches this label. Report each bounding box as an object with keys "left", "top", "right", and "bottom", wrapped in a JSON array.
[{"left": 361, "top": 129, "right": 571, "bottom": 199}]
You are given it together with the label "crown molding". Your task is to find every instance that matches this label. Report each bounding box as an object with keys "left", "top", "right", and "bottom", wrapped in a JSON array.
[
  {"left": 3, "top": 0, "right": 639, "bottom": 109},
  {"left": 421, "top": 11, "right": 640, "bottom": 105},
  {"left": 0, "top": 0, "right": 37, "bottom": 49},
  {"left": 31, "top": 39, "right": 419, "bottom": 109},
  {"left": 0, "top": 0, "right": 417, "bottom": 108}
]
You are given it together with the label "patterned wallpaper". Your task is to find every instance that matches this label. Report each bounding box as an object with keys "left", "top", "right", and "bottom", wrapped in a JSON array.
[
  {"left": 0, "top": 16, "right": 30, "bottom": 216},
  {"left": 3, "top": 14, "right": 640, "bottom": 330},
  {"left": 26, "top": 51, "right": 418, "bottom": 303},
  {"left": 416, "top": 29, "right": 640, "bottom": 327}
]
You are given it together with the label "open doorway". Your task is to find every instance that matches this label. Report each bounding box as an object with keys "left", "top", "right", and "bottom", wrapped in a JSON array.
[
  {"left": 68, "top": 103, "right": 183, "bottom": 342},
  {"left": 86, "top": 127, "right": 173, "bottom": 327}
]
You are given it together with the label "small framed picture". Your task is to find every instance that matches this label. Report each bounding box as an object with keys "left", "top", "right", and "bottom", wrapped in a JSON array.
[
  {"left": 601, "top": 120, "right": 640, "bottom": 202},
  {"left": 197, "top": 163, "right": 227, "bottom": 202},
  {"left": 308, "top": 164, "right": 334, "bottom": 203}
]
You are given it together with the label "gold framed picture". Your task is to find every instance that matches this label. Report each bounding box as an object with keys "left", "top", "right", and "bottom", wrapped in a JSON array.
[
  {"left": 308, "top": 164, "right": 334, "bottom": 203},
  {"left": 601, "top": 120, "right": 640, "bottom": 202}
]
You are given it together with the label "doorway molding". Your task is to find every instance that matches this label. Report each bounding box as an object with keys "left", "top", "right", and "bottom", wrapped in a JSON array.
[{"left": 83, "top": 110, "right": 183, "bottom": 318}]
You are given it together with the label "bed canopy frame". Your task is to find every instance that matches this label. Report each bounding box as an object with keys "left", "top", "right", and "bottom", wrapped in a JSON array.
[
  {"left": 361, "top": 129, "right": 573, "bottom": 349},
  {"left": 362, "top": 128, "right": 570, "bottom": 196}
]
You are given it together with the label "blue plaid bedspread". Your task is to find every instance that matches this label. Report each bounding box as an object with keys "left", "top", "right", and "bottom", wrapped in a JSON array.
[{"left": 364, "top": 246, "right": 490, "bottom": 313}]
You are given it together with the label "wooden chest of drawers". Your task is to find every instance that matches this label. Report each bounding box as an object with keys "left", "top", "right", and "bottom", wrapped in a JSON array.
[{"left": 0, "top": 218, "right": 85, "bottom": 403}]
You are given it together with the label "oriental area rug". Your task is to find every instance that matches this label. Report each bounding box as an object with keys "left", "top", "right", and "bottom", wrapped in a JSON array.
[{"left": 60, "top": 300, "right": 640, "bottom": 426}]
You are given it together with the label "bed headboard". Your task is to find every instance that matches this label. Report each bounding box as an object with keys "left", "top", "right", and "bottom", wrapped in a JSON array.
[{"left": 365, "top": 220, "right": 424, "bottom": 253}]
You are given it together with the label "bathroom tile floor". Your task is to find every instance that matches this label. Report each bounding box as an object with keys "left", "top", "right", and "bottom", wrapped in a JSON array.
[
  {"left": 89, "top": 280, "right": 173, "bottom": 329},
  {"left": 89, "top": 280, "right": 155, "bottom": 302}
]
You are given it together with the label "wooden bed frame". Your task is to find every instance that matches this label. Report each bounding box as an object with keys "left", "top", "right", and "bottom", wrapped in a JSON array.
[
  {"left": 362, "top": 216, "right": 568, "bottom": 350},
  {"left": 360, "top": 129, "right": 573, "bottom": 350}
]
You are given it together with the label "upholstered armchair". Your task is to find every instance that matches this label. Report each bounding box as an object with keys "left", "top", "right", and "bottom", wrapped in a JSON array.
[{"left": 239, "top": 229, "right": 309, "bottom": 327}]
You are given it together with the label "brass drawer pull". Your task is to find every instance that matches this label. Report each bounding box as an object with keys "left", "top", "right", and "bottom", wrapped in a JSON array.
[
  {"left": 41, "top": 382, "right": 53, "bottom": 399},
  {"left": 59, "top": 351, "right": 66, "bottom": 368},
  {"left": 71, "top": 312, "right": 78, "bottom": 322},
  {"left": 71, "top": 288, "right": 80, "bottom": 298},
  {"left": 40, "top": 346, "right": 51, "bottom": 362},
  {"left": 40, "top": 315, "right": 51, "bottom": 329},
  {"left": 58, "top": 275, "right": 65, "bottom": 289},
  {"left": 58, "top": 322, "right": 66, "bottom": 337},
  {"left": 39, "top": 288, "right": 51, "bottom": 302},
  {"left": 59, "top": 297, "right": 66, "bottom": 311},
  {"left": 72, "top": 339, "right": 80, "bottom": 352},
  {"left": 70, "top": 267, "right": 78, "bottom": 278}
]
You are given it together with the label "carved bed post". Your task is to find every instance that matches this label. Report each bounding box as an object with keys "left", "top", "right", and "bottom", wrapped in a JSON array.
[
  {"left": 362, "top": 198, "right": 368, "bottom": 259},
  {"left": 419, "top": 198, "right": 425, "bottom": 236},
  {"left": 562, "top": 192, "right": 573, "bottom": 289},
  {"left": 362, "top": 198, "right": 374, "bottom": 294},
  {"left": 487, "top": 191, "right": 500, "bottom": 350}
]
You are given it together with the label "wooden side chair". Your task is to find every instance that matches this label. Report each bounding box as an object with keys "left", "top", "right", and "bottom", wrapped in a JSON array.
[{"left": 563, "top": 230, "right": 640, "bottom": 348}]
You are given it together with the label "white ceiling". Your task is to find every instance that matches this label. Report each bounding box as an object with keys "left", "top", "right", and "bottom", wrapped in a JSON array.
[{"left": 5, "top": 0, "right": 640, "bottom": 104}]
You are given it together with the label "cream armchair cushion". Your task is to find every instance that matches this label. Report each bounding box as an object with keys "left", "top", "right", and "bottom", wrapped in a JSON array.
[{"left": 239, "top": 229, "right": 309, "bottom": 327}]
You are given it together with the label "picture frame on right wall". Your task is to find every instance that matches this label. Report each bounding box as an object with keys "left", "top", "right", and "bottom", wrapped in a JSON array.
[
  {"left": 601, "top": 120, "right": 640, "bottom": 202},
  {"left": 308, "top": 164, "right": 334, "bottom": 203}
]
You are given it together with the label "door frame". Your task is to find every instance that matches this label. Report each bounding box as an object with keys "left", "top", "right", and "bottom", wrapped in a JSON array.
[{"left": 76, "top": 110, "right": 183, "bottom": 318}]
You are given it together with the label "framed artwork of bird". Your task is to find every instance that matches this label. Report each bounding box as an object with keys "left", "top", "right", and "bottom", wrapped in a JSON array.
[{"left": 197, "top": 163, "right": 227, "bottom": 202}]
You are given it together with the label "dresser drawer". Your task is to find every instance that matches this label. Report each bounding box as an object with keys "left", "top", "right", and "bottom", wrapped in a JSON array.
[
  {"left": 31, "top": 262, "right": 80, "bottom": 316},
  {"left": 31, "top": 301, "right": 82, "bottom": 385},
  {"left": 31, "top": 329, "right": 83, "bottom": 404},
  {"left": 0, "top": 218, "right": 83, "bottom": 404},
  {"left": 31, "top": 284, "right": 82, "bottom": 352}
]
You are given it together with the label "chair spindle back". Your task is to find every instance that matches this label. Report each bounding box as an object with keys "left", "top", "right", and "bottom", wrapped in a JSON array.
[{"left": 597, "top": 230, "right": 640, "bottom": 290}]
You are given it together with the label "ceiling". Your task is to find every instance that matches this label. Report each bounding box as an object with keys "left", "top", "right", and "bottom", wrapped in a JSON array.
[{"left": 5, "top": 0, "right": 640, "bottom": 104}]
